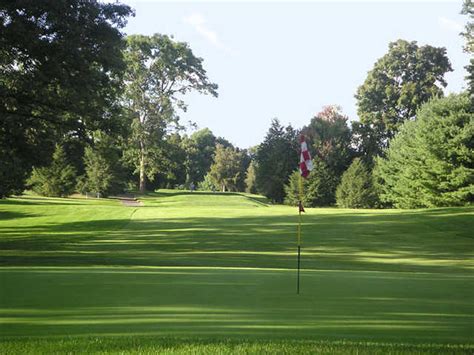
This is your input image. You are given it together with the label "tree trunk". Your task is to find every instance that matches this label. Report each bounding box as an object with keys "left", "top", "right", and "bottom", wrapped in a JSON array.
[
  {"left": 139, "top": 145, "right": 146, "bottom": 193},
  {"left": 222, "top": 184, "right": 226, "bottom": 192}
]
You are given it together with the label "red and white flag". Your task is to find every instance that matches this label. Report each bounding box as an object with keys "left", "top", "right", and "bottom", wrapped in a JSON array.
[{"left": 299, "top": 135, "right": 313, "bottom": 178}]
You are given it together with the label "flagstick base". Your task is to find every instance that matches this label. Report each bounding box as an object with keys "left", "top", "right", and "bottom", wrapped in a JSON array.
[{"left": 297, "top": 245, "right": 301, "bottom": 294}]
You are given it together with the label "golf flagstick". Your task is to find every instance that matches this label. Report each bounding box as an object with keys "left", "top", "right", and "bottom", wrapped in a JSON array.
[
  {"left": 297, "top": 134, "right": 312, "bottom": 294},
  {"left": 297, "top": 175, "right": 303, "bottom": 294}
]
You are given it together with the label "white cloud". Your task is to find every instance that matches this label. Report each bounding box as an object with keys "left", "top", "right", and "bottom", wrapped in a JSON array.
[
  {"left": 438, "top": 16, "right": 463, "bottom": 32},
  {"left": 183, "top": 13, "right": 205, "bottom": 27},
  {"left": 183, "top": 13, "right": 236, "bottom": 55}
]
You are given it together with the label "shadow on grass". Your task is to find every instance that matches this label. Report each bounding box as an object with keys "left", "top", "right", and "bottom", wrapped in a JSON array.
[
  {"left": 0, "top": 211, "right": 38, "bottom": 220},
  {"left": 0, "top": 207, "right": 472, "bottom": 272},
  {"left": 0, "top": 267, "right": 472, "bottom": 343},
  {"left": 0, "top": 197, "right": 116, "bottom": 207}
]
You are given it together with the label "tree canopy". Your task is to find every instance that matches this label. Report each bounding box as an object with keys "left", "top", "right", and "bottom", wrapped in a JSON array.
[
  {"left": 462, "top": 0, "right": 474, "bottom": 99},
  {"left": 255, "top": 119, "right": 298, "bottom": 203},
  {"left": 1, "top": 3, "right": 470, "bottom": 210},
  {"left": 0, "top": 0, "right": 133, "bottom": 197},
  {"left": 182, "top": 128, "right": 217, "bottom": 185},
  {"left": 375, "top": 94, "right": 473, "bottom": 208},
  {"left": 355, "top": 39, "right": 452, "bottom": 160},
  {"left": 209, "top": 144, "right": 246, "bottom": 192},
  {"left": 302, "top": 105, "right": 354, "bottom": 202},
  {"left": 336, "top": 158, "right": 377, "bottom": 208},
  {"left": 27, "top": 144, "right": 76, "bottom": 197},
  {"left": 79, "top": 131, "right": 126, "bottom": 197},
  {"left": 122, "top": 34, "right": 218, "bottom": 192},
  {"left": 303, "top": 106, "right": 353, "bottom": 174}
]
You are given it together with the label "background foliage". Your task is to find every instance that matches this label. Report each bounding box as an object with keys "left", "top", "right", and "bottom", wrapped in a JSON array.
[{"left": 375, "top": 94, "right": 473, "bottom": 208}]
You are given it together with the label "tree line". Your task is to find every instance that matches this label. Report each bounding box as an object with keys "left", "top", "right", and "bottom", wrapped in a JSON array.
[{"left": 1, "top": 0, "right": 472, "bottom": 209}]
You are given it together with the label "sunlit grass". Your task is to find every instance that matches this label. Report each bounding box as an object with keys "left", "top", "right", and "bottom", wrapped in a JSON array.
[
  {"left": 2, "top": 337, "right": 472, "bottom": 354},
  {"left": 1, "top": 267, "right": 473, "bottom": 343},
  {"left": 0, "top": 191, "right": 473, "bottom": 352}
]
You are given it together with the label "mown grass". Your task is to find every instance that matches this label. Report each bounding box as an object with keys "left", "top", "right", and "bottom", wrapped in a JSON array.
[
  {"left": 2, "top": 337, "right": 472, "bottom": 354},
  {"left": 0, "top": 191, "right": 473, "bottom": 353},
  {"left": 1, "top": 192, "right": 472, "bottom": 273}
]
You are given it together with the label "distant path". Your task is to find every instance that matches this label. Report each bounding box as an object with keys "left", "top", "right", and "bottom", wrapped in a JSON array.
[{"left": 113, "top": 194, "right": 143, "bottom": 207}]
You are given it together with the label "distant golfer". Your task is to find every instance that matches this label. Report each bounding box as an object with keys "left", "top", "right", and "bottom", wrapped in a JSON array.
[{"left": 189, "top": 182, "right": 196, "bottom": 192}]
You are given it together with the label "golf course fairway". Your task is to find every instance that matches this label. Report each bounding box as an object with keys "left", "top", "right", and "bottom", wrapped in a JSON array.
[{"left": 0, "top": 191, "right": 473, "bottom": 353}]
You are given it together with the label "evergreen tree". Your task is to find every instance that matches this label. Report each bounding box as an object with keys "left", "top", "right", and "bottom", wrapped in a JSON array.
[
  {"left": 255, "top": 119, "right": 298, "bottom": 203},
  {"left": 336, "top": 158, "right": 377, "bottom": 208},
  {"left": 80, "top": 147, "right": 113, "bottom": 196},
  {"left": 306, "top": 159, "right": 339, "bottom": 206},
  {"left": 284, "top": 159, "right": 337, "bottom": 207},
  {"left": 375, "top": 94, "right": 473, "bottom": 208},
  {"left": 79, "top": 132, "right": 126, "bottom": 197},
  {"left": 284, "top": 171, "right": 310, "bottom": 207},
  {"left": 27, "top": 145, "right": 77, "bottom": 197}
]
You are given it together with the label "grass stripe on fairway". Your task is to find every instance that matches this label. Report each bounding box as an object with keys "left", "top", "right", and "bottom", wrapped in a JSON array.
[
  {"left": 1, "top": 267, "right": 473, "bottom": 344},
  {"left": 0, "top": 191, "right": 473, "bottom": 352},
  {"left": 1, "top": 192, "right": 473, "bottom": 274}
]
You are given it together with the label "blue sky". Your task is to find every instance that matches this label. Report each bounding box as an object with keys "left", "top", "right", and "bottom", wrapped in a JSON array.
[{"left": 122, "top": 0, "right": 470, "bottom": 148}]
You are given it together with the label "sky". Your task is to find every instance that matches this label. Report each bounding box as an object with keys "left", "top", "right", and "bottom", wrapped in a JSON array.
[{"left": 121, "top": 0, "right": 470, "bottom": 149}]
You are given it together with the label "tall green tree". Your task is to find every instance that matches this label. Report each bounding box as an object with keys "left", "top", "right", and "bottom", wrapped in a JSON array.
[
  {"left": 284, "top": 171, "right": 310, "bottom": 207},
  {"left": 284, "top": 158, "right": 337, "bottom": 207},
  {"left": 209, "top": 144, "right": 245, "bottom": 192},
  {"left": 27, "top": 145, "right": 77, "bottom": 197},
  {"left": 0, "top": 1, "right": 133, "bottom": 197},
  {"left": 302, "top": 105, "right": 354, "bottom": 201},
  {"left": 79, "top": 147, "right": 113, "bottom": 197},
  {"left": 245, "top": 162, "right": 258, "bottom": 194},
  {"left": 236, "top": 148, "right": 251, "bottom": 192},
  {"left": 305, "top": 159, "right": 339, "bottom": 206},
  {"left": 354, "top": 39, "right": 452, "bottom": 161},
  {"left": 153, "top": 133, "right": 187, "bottom": 189},
  {"left": 123, "top": 34, "right": 218, "bottom": 192},
  {"left": 336, "top": 158, "right": 377, "bottom": 208},
  {"left": 462, "top": 0, "right": 474, "bottom": 99},
  {"left": 182, "top": 128, "right": 217, "bottom": 185},
  {"left": 79, "top": 132, "right": 126, "bottom": 197},
  {"left": 215, "top": 136, "right": 234, "bottom": 149},
  {"left": 303, "top": 106, "right": 353, "bottom": 175},
  {"left": 375, "top": 94, "right": 473, "bottom": 208},
  {"left": 255, "top": 119, "right": 298, "bottom": 203}
]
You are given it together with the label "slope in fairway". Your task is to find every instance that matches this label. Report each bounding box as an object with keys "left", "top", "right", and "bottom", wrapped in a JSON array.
[{"left": 0, "top": 191, "right": 473, "bottom": 352}]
